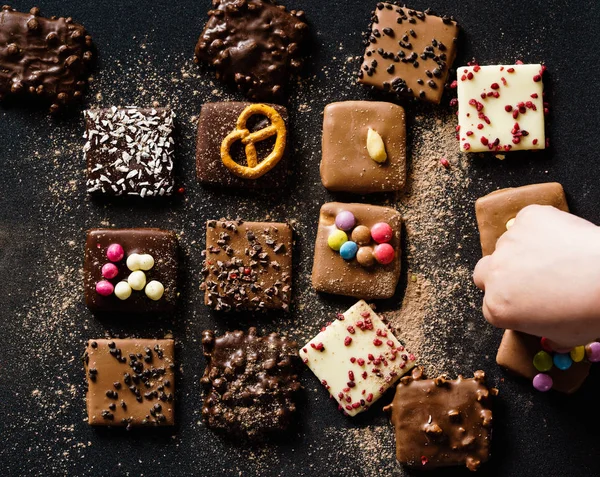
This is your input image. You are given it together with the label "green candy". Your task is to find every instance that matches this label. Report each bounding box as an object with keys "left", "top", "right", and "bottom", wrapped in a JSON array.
[{"left": 533, "top": 350, "right": 553, "bottom": 372}]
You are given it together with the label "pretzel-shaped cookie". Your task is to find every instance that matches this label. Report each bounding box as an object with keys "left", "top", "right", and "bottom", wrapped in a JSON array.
[{"left": 220, "top": 104, "right": 286, "bottom": 179}]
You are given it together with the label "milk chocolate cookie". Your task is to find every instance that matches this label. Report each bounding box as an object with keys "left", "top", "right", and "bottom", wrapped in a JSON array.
[
  {"left": 84, "top": 339, "right": 175, "bottom": 427},
  {"left": 201, "top": 328, "right": 301, "bottom": 439},
  {"left": 475, "top": 182, "right": 568, "bottom": 256},
  {"left": 84, "top": 228, "right": 179, "bottom": 314},
  {"left": 201, "top": 219, "right": 292, "bottom": 311},
  {"left": 196, "top": 102, "right": 288, "bottom": 189},
  {"left": 311, "top": 202, "right": 401, "bottom": 299},
  {"left": 321, "top": 101, "right": 406, "bottom": 194},
  {"left": 384, "top": 368, "right": 496, "bottom": 471},
  {"left": 358, "top": 4, "right": 459, "bottom": 103},
  {"left": 0, "top": 6, "right": 94, "bottom": 112},
  {"left": 194, "top": 0, "right": 308, "bottom": 101}
]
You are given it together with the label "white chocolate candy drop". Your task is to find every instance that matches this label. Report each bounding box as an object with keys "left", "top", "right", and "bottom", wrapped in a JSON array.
[
  {"left": 506, "top": 218, "right": 516, "bottom": 230},
  {"left": 138, "top": 254, "right": 155, "bottom": 271},
  {"left": 126, "top": 253, "right": 142, "bottom": 271},
  {"left": 145, "top": 280, "right": 164, "bottom": 301},
  {"left": 128, "top": 270, "right": 147, "bottom": 291},
  {"left": 366, "top": 128, "right": 387, "bottom": 163},
  {"left": 114, "top": 281, "right": 132, "bottom": 300}
]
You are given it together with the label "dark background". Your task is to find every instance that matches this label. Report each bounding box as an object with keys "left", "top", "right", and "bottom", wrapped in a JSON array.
[{"left": 1, "top": 1, "right": 600, "bottom": 476}]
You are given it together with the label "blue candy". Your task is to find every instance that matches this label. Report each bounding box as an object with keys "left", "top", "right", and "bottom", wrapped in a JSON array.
[
  {"left": 339, "top": 241, "right": 358, "bottom": 260},
  {"left": 553, "top": 353, "right": 572, "bottom": 371}
]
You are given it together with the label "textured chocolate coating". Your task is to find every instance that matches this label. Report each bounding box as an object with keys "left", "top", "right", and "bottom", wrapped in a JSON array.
[
  {"left": 358, "top": 3, "right": 459, "bottom": 104},
  {"left": 496, "top": 330, "right": 590, "bottom": 394},
  {"left": 385, "top": 368, "right": 495, "bottom": 472},
  {"left": 196, "top": 102, "right": 288, "bottom": 189},
  {"left": 311, "top": 202, "right": 401, "bottom": 299},
  {"left": 194, "top": 0, "right": 308, "bottom": 101},
  {"left": 84, "top": 107, "right": 176, "bottom": 197},
  {"left": 201, "top": 328, "right": 301, "bottom": 439},
  {"left": 84, "top": 339, "right": 175, "bottom": 427},
  {"left": 475, "top": 182, "right": 568, "bottom": 256},
  {"left": 0, "top": 6, "right": 93, "bottom": 112},
  {"left": 84, "top": 228, "right": 178, "bottom": 313},
  {"left": 201, "top": 219, "right": 292, "bottom": 311},
  {"left": 321, "top": 101, "right": 406, "bottom": 193}
]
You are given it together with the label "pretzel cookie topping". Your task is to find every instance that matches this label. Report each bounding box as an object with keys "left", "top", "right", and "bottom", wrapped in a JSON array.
[{"left": 220, "top": 103, "right": 287, "bottom": 180}]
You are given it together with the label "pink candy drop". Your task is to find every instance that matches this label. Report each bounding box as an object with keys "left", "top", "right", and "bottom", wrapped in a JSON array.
[
  {"left": 374, "top": 243, "right": 395, "bottom": 265},
  {"left": 532, "top": 373, "right": 553, "bottom": 392},
  {"left": 95, "top": 280, "right": 114, "bottom": 296},
  {"left": 371, "top": 222, "right": 393, "bottom": 244},
  {"left": 101, "top": 263, "right": 119, "bottom": 279},
  {"left": 106, "top": 243, "right": 124, "bottom": 262},
  {"left": 586, "top": 342, "right": 600, "bottom": 362}
]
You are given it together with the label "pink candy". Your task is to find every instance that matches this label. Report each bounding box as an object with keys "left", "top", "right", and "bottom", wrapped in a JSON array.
[
  {"left": 586, "top": 342, "right": 600, "bottom": 362},
  {"left": 532, "top": 373, "right": 553, "bottom": 392},
  {"left": 374, "top": 243, "right": 394, "bottom": 265},
  {"left": 95, "top": 280, "right": 114, "bottom": 296},
  {"left": 101, "top": 263, "right": 119, "bottom": 279},
  {"left": 371, "top": 222, "right": 393, "bottom": 244},
  {"left": 335, "top": 211, "right": 356, "bottom": 231},
  {"left": 106, "top": 243, "right": 124, "bottom": 262}
]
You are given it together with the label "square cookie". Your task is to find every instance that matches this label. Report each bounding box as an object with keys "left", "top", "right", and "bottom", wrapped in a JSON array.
[
  {"left": 202, "top": 219, "right": 292, "bottom": 311},
  {"left": 311, "top": 202, "right": 401, "bottom": 299},
  {"left": 475, "top": 182, "right": 568, "bottom": 256},
  {"left": 84, "top": 339, "right": 175, "bottom": 427},
  {"left": 194, "top": 0, "right": 308, "bottom": 101},
  {"left": 496, "top": 330, "right": 590, "bottom": 394},
  {"left": 84, "top": 106, "right": 175, "bottom": 197},
  {"left": 358, "top": 4, "right": 459, "bottom": 103},
  {"left": 300, "top": 300, "right": 416, "bottom": 416},
  {"left": 84, "top": 228, "right": 179, "bottom": 314},
  {"left": 384, "top": 368, "right": 495, "bottom": 471},
  {"left": 201, "top": 328, "right": 301, "bottom": 439},
  {"left": 321, "top": 101, "right": 406, "bottom": 194},
  {"left": 457, "top": 64, "right": 545, "bottom": 152},
  {"left": 196, "top": 102, "right": 288, "bottom": 189}
]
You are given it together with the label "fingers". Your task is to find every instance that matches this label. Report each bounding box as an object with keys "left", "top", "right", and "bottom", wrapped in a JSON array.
[{"left": 473, "top": 255, "right": 491, "bottom": 290}]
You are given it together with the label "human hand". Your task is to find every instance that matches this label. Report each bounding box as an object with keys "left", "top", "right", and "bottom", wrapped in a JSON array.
[{"left": 473, "top": 205, "right": 600, "bottom": 347}]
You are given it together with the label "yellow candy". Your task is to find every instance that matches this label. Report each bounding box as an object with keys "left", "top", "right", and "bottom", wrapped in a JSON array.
[
  {"left": 328, "top": 230, "right": 348, "bottom": 251},
  {"left": 570, "top": 346, "right": 585, "bottom": 363}
]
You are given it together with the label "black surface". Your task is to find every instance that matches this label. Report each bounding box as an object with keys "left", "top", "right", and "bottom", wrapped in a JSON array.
[{"left": 1, "top": 1, "right": 600, "bottom": 476}]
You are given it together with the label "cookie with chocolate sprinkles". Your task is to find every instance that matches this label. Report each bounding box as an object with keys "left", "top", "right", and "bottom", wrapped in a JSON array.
[
  {"left": 201, "top": 328, "right": 301, "bottom": 439},
  {"left": 201, "top": 219, "right": 293, "bottom": 311}
]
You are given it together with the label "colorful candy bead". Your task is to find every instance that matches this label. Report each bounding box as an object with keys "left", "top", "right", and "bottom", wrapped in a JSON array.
[
  {"left": 95, "top": 280, "right": 114, "bottom": 296},
  {"left": 533, "top": 373, "right": 553, "bottom": 392},
  {"left": 533, "top": 350, "right": 553, "bottom": 372},
  {"left": 128, "top": 270, "right": 147, "bottom": 291},
  {"left": 540, "top": 337, "right": 553, "bottom": 352},
  {"left": 340, "top": 241, "right": 358, "bottom": 260},
  {"left": 553, "top": 353, "right": 572, "bottom": 370},
  {"left": 570, "top": 346, "right": 585, "bottom": 363},
  {"left": 138, "top": 254, "right": 155, "bottom": 271},
  {"left": 101, "top": 263, "right": 119, "bottom": 279},
  {"left": 351, "top": 225, "right": 371, "bottom": 245},
  {"left": 356, "top": 246, "right": 375, "bottom": 267},
  {"left": 585, "top": 342, "right": 600, "bottom": 362},
  {"left": 328, "top": 230, "right": 348, "bottom": 251},
  {"left": 145, "top": 280, "right": 165, "bottom": 301},
  {"left": 126, "top": 253, "right": 142, "bottom": 271},
  {"left": 106, "top": 243, "right": 124, "bottom": 262},
  {"left": 371, "top": 222, "right": 393, "bottom": 244},
  {"left": 373, "top": 243, "right": 394, "bottom": 265},
  {"left": 114, "top": 281, "right": 132, "bottom": 300},
  {"left": 505, "top": 218, "right": 515, "bottom": 230},
  {"left": 335, "top": 211, "right": 356, "bottom": 231}
]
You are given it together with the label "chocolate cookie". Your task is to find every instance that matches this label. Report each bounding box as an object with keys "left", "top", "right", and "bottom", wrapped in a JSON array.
[
  {"left": 320, "top": 101, "right": 406, "bottom": 194},
  {"left": 84, "top": 339, "right": 175, "bottom": 427},
  {"left": 0, "top": 6, "right": 94, "bottom": 112},
  {"left": 384, "top": 368, "right": 496, "bottom": 471},
  {"left": 194, "top": 0, "right": 308, "bottom": 101},
  {"left": 358, "top": 4, "right": 459, "bottom": 103},
  {"left": 201, "top": 328, "right": 301, "bottom": 439},
  {"left": 201, "top": 219, "right": 292, "bottom": 311},
  {"left": 84, "top": 107, "right": 176, "bottom": 197}
]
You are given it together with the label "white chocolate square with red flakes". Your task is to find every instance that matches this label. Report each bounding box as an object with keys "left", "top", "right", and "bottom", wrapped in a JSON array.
[
  {"left": 457, "top": 64, "right": 545, "bottom": 153},
  {"left": 299, "top": 300, "right": 416, "bottom": 416}
]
